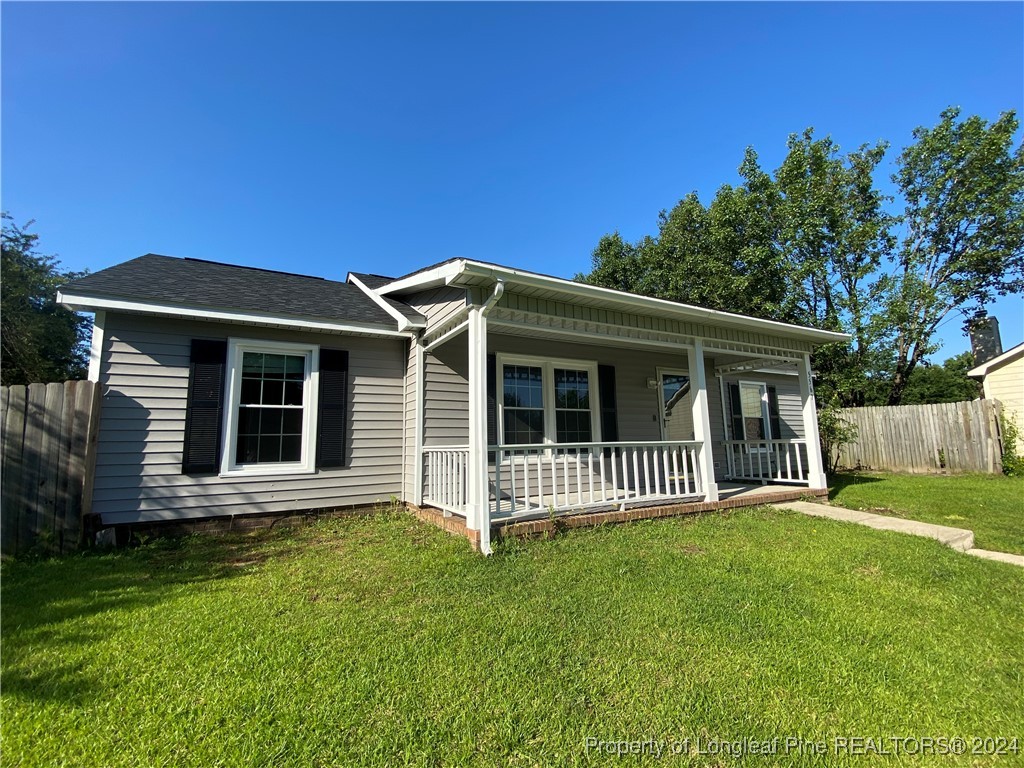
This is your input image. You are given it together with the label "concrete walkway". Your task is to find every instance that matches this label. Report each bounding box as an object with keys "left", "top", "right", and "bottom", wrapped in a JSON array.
[{"left": 771, "top": 501, "right": 1024, "bottom": 568}]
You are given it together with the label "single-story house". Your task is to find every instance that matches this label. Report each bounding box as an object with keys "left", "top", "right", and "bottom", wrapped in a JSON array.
[
  {"left": 58, "top": 255, "right": 849, "bottom": 553},
  {"left": 969, "top": 341, "right": 1024, "bottom": 449}
]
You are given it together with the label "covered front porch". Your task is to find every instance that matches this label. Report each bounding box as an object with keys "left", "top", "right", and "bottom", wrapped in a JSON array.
[{"left": 406, "top": 279, "right": 830, "bottom": 553}]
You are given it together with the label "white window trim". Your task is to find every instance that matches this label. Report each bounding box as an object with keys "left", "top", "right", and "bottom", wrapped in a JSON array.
[
  {"left": 737, "top": 379, "right": 773, "bottom": 442},
  {"left": 220, "top": 338, "right": 320, "bottom": 478},
  {"left": 494, "top": 353, "right": 601, "bottom": 446}
]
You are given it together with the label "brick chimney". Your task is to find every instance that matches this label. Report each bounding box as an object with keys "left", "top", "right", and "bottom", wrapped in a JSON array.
[{"left": 968, "top": 316, "right": 1003, "bottom": 366}]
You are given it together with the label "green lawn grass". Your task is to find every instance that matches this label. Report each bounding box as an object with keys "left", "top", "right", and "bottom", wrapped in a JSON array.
[
  {"left": 3, "top": 509, "right": 1023, "bottom": 767},
  {"left": 829, "top": 471, "right": 1024, "bottom": 555}
]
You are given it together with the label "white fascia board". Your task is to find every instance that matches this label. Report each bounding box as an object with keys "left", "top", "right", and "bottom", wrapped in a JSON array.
[
  {"left": 457, "top": 261, "right": 850, "bottom": 345},
  {"left": 967, "top": 342, "right": 1024, "bottom": 377},
  {"left": 348, "top": 274, "right": 424, "bottom": 331},
  {"left": 56, "top": 291, "right": 416, "bottom": 339},
  {"left": 375, "top": 260, "right": 467, "bottom": 295}
]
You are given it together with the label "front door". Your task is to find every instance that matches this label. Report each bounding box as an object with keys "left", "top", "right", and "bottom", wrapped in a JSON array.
[{"left": 658, "top": 370, "right": 693, "bottom": 441}]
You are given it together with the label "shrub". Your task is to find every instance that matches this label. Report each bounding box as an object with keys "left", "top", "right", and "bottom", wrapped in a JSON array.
[
  {"left": 818, "top": 400, "right": 859, "bottom": 473},
  {"left": 999, "top": 408, "right": 1024, "bottom": 477}
]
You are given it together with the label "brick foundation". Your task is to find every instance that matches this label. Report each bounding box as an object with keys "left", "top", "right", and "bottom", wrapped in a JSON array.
[
  {"left": 95, "top": 503, "right": 384, "bottom": 546},
  {"left": 411, "top": 486, "right": 830, "bottom": 550}
]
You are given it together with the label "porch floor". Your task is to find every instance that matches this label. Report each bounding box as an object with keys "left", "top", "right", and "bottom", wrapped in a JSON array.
[{"left": 717, "top": 482, "right": 809, "bottom": 500}]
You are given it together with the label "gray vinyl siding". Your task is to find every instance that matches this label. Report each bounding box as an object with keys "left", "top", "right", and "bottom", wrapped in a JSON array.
[
  {"left": 423, "top": 341, "right": 469, "bottom": 445},
  {"left": 402, "top": 342, "right": 418, "bottom": 500},
  {"left": 93, "top": 313, "right": 408, "bottom": 524},
  {"left": 763, "top": 373, "right": 805, "bottom": 440},
  {"left": 405, "top": 286, "right": 468, "bottom": 331}
]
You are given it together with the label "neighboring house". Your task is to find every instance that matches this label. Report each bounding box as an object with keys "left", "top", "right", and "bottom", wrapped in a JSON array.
[
  {"left": 969, "top": 341, "right": 1024, "bottom": 449},
  {"left": 58, "top": 254, "right": 848, "bottom": 553}
]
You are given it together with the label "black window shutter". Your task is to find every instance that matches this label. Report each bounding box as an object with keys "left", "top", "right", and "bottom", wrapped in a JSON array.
[
  {"left": 182, "top": 339, "right": 227, "bottom": 474},
  {"left": 486, "top": 353, "right": 497, "bottom": 460},
  {"left": 317, "top": 349, "right": 349, "bottom": 469},
  {"left": 728, "top": 382, "right": 744, "bottom": 441},
  {"left": 598, "top": 364, "right": 618, "bottom": 446},
  {"left": 767, "top": 385, "right": 781, "bottom": 440}
]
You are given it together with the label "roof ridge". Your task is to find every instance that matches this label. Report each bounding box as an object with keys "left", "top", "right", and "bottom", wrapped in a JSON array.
[{"left": 179, "top": 256, "right": 327, "bottom": 281}]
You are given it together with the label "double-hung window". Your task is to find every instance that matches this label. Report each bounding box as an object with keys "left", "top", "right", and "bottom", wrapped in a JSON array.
[
  {"left": 738, "top": 381, "right": 771, "bottom": 441},
  {"left": 497, "top": 355, "right": 600, "bottom": 446},
  {"left": 221, "top": 339, "right": 319, "bottom": 476}
]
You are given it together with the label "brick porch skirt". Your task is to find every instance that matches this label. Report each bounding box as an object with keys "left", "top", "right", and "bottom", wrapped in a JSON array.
[{"left": 409, "top": 486, "right": 830, "bottom": 550}]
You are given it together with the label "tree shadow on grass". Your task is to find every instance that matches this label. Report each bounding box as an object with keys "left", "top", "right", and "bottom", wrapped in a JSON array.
[
  {"left": 0, "top": 528, "right": 303, "bottom": 706},
  {"left": 828, "top": 471, "right": 885, "bottom": 498}
]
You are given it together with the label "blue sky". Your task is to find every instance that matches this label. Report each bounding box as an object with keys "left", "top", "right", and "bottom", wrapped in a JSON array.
[{"left": 3, "top": 2, "right": 1022, "bottom": 358}]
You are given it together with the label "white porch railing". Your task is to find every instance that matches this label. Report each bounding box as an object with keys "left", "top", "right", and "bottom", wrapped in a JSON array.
[
  {"left": 422, "top": 446, "right": 470, "bottom": 515},
  {"left": 725, "top": 439, "right": 809, "bottom": 484},
  {"left": 491, "top": 441, "right": 704, "bottom": 518}
]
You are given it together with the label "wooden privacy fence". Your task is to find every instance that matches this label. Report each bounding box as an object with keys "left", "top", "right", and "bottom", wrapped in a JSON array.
[
  {"left": 1, "top": 381, "right": 100, "bottom": 556},
  {"left": 836, "top": 399, "right": 1003, "bottom": 474}
]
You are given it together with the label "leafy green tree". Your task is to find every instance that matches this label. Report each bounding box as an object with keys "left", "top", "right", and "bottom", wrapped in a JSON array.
[
  {"left": 771, "top": 132, "right": 894, "bottom": 405},
  {"left": 887, "top": 352, "right": 981, "bottom": 405},
  {"left": 579, "top": 108, "right": 1023, "bottom": 408},
  {"left": 1, "top": 213, "right": 91, "bottom": 385},
  {"left": 878, "top": 108, "right": 1024, "bottom": 405},
  {"left": 578, "top": 155, "right": 799, "bottom": 321},
  {"left": 580, "top": 131, "right": 893, "bottom": 406}
]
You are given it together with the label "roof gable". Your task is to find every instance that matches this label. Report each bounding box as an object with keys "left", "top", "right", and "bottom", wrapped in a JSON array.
[
  {"left": 60, "top": 254, "right": 422, "bottom": 332},
  {"left": 968, "top": 341, "right": 1024, "bottom": 377}
]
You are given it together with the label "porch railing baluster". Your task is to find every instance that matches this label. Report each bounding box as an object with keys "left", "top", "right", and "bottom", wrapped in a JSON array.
[
  {"left": 722, "top": 439, "right": 810, "bottom": 485},
  {"left": 587, "top": 450, "right": 595, "bottom": 504},
  {"left": 428, "top": 441, "right": 711, "bottom": 520}
]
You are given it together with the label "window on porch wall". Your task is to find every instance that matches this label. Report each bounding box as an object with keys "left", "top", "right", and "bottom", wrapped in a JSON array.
[
  {"left": 739, "top": 382, "right": 769, "bottom": 440},
  {"left": 498, "top": 358, "right": 598, "bottom": 446},
  {"left": 502, "top": 365, "right": 544, "bottom": 444},
  {"left": 554, "top": 369, "right": 592, "bottom": 443}
]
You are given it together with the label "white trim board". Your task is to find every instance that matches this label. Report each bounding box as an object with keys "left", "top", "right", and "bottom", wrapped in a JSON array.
[{"left": 348, "top": 274, "right": 424, "bottom": 331}]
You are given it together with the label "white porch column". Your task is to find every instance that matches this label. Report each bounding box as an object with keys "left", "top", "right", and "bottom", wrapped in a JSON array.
[
  {"left": 690, "top": 340, "right": 719, "bottom": 502},
  {"left": 466, "top": 304, "right": 492, "bottom": 554},
  {"left": 798, "top": 352, "right": 828, "bottom": 490}
]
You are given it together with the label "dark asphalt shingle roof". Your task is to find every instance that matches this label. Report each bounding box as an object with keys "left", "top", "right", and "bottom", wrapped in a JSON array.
[
  {"left": 347, "top": 272, "right": 425, "bottom": 324},
  {"left": 62, "top": 254, "right": 424, "bottom": 328},
  {"left": 348, "top": 272, "right": 395, "bottom": 290}
]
